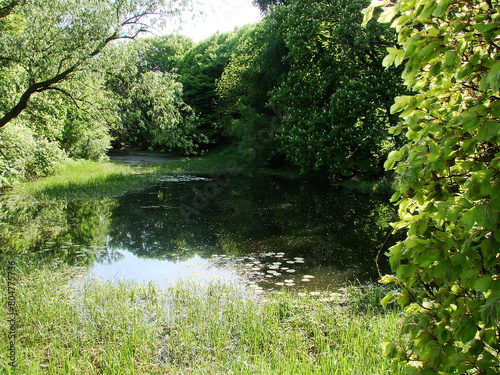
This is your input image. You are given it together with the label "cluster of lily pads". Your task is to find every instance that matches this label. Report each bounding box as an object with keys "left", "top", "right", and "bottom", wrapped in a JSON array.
[{"left": 210, "top": 252, "right": 318, "bottom": 292}]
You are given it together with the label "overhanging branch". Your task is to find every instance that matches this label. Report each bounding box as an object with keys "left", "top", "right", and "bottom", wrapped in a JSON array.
[
  {"left": 0, "top": 1, "right": 168, "bottom": 129},
  {"left": 0, "top": 0, "right": 21, "bottom": 19}
]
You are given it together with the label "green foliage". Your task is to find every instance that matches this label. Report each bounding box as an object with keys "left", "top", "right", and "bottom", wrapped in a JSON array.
[
  {"left": 0, "top": 68, "right": 117, "bottom": 186},
  {"left": 0, "top": 0, "right": 179, "bottom": 128},
  {"left": 0, "top": 122, "right": 66, "bottom": 187},
  {"left": 216, "top": 20, "right": 287, "bottom": 163},
  {"left": 364, "top": 0, "right": 500, "bottom": 373},
  {"left": 125, "top": 70, "right": 200, "bottom": 153},
  {"left": 268, "top": 0, "right": 405, "bottom": 178},
  {"left": 178, "top": 29, "right": 254, "bottom": 144},
  {"left": 105, "top": 41, "right": 203, "bottom": 154},
  {"left": 217, "top": 0, "right": 405, "bottom": 177},
  {"left": 136, "top": 35, "right": 194, "bottom": 74},
  {"left": 36, "top": 73, "right": 116, "bottom": 161}
]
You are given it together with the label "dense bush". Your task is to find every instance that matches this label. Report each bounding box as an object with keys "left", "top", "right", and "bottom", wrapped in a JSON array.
[
  {"left": 364, "top": 0, "right": 500, "bottom": 373},
  {"left": 0, "top": 122, "right": 67, "bottom": 187}
]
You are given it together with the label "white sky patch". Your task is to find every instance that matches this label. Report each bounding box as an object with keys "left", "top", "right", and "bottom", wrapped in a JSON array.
[{"left": 159, "top": 0, "right": 263, "bottom": 42}]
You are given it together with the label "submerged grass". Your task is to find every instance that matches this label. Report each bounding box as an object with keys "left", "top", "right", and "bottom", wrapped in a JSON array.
[{"left": 0, "top": 264, "right": 402, "bottom": 375}]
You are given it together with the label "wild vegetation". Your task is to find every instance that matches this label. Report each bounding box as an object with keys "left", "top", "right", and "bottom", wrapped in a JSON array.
[
  {"left": 0, "top": 263, "right": 401, "bottom": 375},
  {"left": 1, "top": 0, "right": 499, "bottom": 373},
  {"left": 364, "top": 0, "right": 500, "bottom": 373}
]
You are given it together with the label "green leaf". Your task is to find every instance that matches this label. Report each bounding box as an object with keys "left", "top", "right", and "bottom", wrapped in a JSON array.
[
  {"left": 383, "top": 52, "right": 395, "bottom": 67},
  {"left": 417, "top": 1, "right": 437, "bottom": 21},
  {"left": 478, "top": 121, "right": 500, "bottom": 141},
  {"left": 473, "top": 276, "right": 492, "bottom": 292},
  {"left": 480, "top": 291, "right": 500, "bottom": 325},
  {"left": 460, "top": 205, "right": 494, "bottom": 230},
  {"left": 456, "top": 315, "right": 478, "bottom": 342},
  {"left": 473, "top": 23, "right": 498, "bottom": 35},
  {"left": 380, "top": 290, "right": 401, "bottom": 306},
  {"left": 405, "top": 237, "right": 429, "bottom": 249},
  {"left": 382, "top": 342, "right": 397, "bottom": 357},
  {"left": 489, "top": 100, "right": 500, "bottom": 117},
  {"left": 380, "top": 274, "right": 400, "bottom": 284},
  {"left": 432, "top": 0, "right": 452, "bottom": 17},
  {"left": 361, "top": 5, "right": 375, "bottom": 26},
  {"left": 486, "top": 61, "right": 500, "bottom": 92},
  {"left": 418, "top": 43, "right": 437, "bottom": 57},
  {"left": 379, "top": 5, "right": 398, "bottom": 23},
  {"left": 391, "top": 95, "right": 413, "bottom": 114}
]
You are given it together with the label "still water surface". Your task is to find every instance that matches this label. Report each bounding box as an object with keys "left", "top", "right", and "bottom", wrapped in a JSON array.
[{"left": 1, "top": 174, "right": 398, "bottom": 292}]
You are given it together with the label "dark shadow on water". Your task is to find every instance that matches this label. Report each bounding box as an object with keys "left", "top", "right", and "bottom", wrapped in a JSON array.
[{"left": 0, "top": 174, "right": 401, "bottom": 289}]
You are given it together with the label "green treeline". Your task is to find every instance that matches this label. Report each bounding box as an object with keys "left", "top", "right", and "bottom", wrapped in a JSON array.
[
  {"left": 1, "top": 1, "right": 499, "bottom": 373},
  {"left": 0, "top": 0, "right": 406, "bottom": 187}
]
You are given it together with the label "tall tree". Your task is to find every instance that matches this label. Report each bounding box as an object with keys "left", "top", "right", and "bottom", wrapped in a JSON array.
[
  {"left": 136, "top": 34, "right": 194, "bottom": 74},
  {"left": 0, "top": 0, "right": 185, "bottom": 129},
  {"left": 269, "top": 0, "right": 405, "bottom": 178},
  {"left": 252, "top": 0, "right": 290, "bottom": 13},
  {"left": 216, "top": 20, "right": 288, "bottom": 163},
  {"left": 178, "top": 30, "right": 250, "bottom": 144},
  {"left": 103, "top": 41, "right": 201, "bottom": 153}
]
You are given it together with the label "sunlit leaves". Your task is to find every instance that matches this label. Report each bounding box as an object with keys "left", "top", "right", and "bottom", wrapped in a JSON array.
[
  {"left": 106, "top": 42, "right": 202, "bottom": 154},
  {"left": 267, "top": 0, "right": 405, "bottom": 178},
  {"left": 367, "top": 0, "right": 500, "bottom": 373}
]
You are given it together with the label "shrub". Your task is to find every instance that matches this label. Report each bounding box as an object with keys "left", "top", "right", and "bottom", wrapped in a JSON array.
[
  {"left": 0, "top": 122, "right": 67, "bottom": 187},
  {"left": 364, "top": 0, "right": 500, "bottom": 373}
]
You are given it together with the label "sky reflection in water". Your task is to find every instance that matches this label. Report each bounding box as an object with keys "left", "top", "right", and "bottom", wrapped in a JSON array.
[{"left": 1, "top": 173, "right": 399, "bottom": 292}]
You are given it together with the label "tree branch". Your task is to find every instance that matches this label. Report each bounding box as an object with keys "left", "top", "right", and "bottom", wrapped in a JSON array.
[
  {"left": 38, "top": 86, "right": 82, "bottom": 109},
  {"left": 0, "top": 0, "right": 21, "bottom": 19},
  {"left": 0, "top": 29, "right": 121, "bottom": 129},
  {"left": 0, "top": 0, "right": 166, "bottom": 129}
]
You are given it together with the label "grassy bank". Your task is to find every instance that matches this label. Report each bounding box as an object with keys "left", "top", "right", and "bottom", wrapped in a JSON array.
[
  {"left": 1, "top": 152, "right": 402, "bottom": 374},
  {"left": 11, "top": 149, "right": 262, "bottom": 201},
  {"left": 1, "top": 264, "right": 401, "bottom": 375}
]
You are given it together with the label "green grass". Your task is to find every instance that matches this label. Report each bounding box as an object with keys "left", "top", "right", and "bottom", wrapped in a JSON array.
[
  {"left": 11, "top": 159, "right": 149, "bottom": 200},
  {"left": 1, "top": 152, "right": 402, "bottom": 374},
  {"left": 12, "top": 149, "right": 246, "bottom": 201},
  {"left": 0, "top": 265, "right": 167, "bottom": 374},
  {"left": 0, "top": 264, "right": 402, "bottom": 375},
  {"left": 161, "top": 282, "right": 402, "bottom": 374}
]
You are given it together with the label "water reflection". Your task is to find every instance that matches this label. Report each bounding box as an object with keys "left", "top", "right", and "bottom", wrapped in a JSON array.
[
  {"left": 0, "top": 174, "right": 398, "bottom": 290},
  {"left": 90, "top": 251, "right": 243, "bottom": 286},
  {"left": 0, "top": 197, "right": 113, "bottom": 266}
]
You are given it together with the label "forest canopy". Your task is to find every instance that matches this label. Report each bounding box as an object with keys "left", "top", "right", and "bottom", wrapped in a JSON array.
[
  {"left": 0, "top": 0, "right": 405, "bottom": 186},
  {"left": 1, "top": 1, "right": 498, "bottom": 372}
]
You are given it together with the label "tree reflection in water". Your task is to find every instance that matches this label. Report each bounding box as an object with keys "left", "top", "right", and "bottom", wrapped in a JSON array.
[{"left": 0, "top": 174, "right": 400, "bottom": 288}]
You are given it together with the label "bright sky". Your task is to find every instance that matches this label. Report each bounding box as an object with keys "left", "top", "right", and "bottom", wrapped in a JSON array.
[{"left": 160, "top": 0, "right": 263, "bottom": 42}]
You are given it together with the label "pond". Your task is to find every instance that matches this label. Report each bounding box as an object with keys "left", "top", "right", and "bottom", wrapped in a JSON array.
[{"left": 0, "top": 173, "right": 398, "bottom": 292}]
